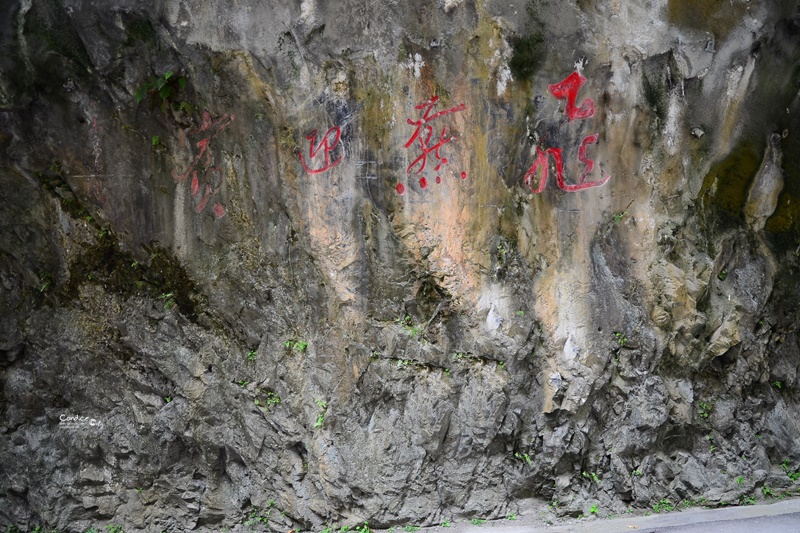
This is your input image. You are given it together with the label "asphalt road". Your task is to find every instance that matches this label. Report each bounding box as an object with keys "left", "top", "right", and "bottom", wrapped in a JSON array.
[{"left": 422, "top": 498, "right": 800, "bottom": 533}]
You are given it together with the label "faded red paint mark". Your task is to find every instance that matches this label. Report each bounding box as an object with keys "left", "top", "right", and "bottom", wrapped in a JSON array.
[
  {"left": 460, "top": 171, "right": 467, "bottom": 180},
  {"left": 90, "top": 117, "right": 103, "bottom": 173},
  {"left": 297, "top": 126, "right": 342, "bottom": 174},
  {"left": 419, "top": 177, "right": 428, "bottom": 189},
  {"left": 523, "top": 72, "right": 610, "bottom": 192},
  {"left": 396, "top": 183, "right": 406, "bottom": 195},
  {"left": 548, "top": 71, "right": 594, "bottom": 121},
  {"left": 172, "top": 111, "right": 235, "bottom": 218},
  {"left": 212, "top": 203, "right": 227, "bottom": 218},
  {"left": 435, "top": 176, "right": 441, "bottom": 184}
]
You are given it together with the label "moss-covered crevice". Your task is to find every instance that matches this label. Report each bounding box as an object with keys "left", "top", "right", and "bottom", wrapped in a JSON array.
[
  {"left": 508, "top": 1, "right": 546, "bottom": 81},
  {"left": 640, "top": 52, "right": 676, "bottom": 124},
  {"left": 697, "top": 140, "right": 763, "bottom": 230},
  {"left": 23, "top": 0, "right": 93, "bottom": 76},
  {"left": 33, "top": 163, "right": 203, "bottom": 320},
  {"left": 666, "top": 0, "right": 749, "bottom": 42}
]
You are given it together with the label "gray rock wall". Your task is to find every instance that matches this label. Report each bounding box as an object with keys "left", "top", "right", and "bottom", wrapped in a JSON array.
[{"left": 1, "top": 0, "right": 799, "bottom": 531}]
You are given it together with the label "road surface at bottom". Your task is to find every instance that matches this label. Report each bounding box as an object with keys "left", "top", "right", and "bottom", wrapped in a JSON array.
[{"left": 432, "top": 498, "right": 800, "bottom": 533}]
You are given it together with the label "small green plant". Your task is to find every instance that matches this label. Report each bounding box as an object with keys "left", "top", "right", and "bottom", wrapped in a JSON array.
[
  {"left": 762, "top": 485, "right": 774, "bottom": 497},
  {"left": 710, "top": 445, "right": 717, "bottom": 453},
  {"left": 441, "top": 520, "right": 451, "bottom": 527},
  {"left": 614, "top": 332, "right": 628, "bottom": 346},
  {"left": 164, "top": 396, "right": 172, "bottom": 403},
  {"left": 740, "top": 494, "right": 756, "bottom": 505},
  {"left": 589, "top": 503, "right": 598, "bottom": 515},
  {"left": 136, "top": 487, "right": 143, "bottom": 494},
  {"left": 285, "top": 339, "right": 308, "bottom": 352},
  {"left": 497, "top": 361, "right": 505, "bottom": 368},
  {"left": 39, "top": 272, "right": 52, "bottom": 293},
  {"left": 718, "top": 269, "right": 728, "bottom": 281},
  {"left": 781, "top": 459, "right": 800, "bottom": 481},
  {"left": 402, "top": 527, "right": 419, "bottom": 533},
  {"left": 159, "top": 292, "right": 175, "bottom": 310},
  {"left": 582, "top": 471, "right": 600, "bottom": 484},
  {"left": 451, "top": 352, "right": 466, "bottom": 360},
  {"left": 652, "top": 498, "right": 674, "bottom": 513},
  {"left": 355, "top": 522, "right": 372, "bottom": 533},
  {"left": 395, "top": 315, "right": 421, "bottom": 337},
  {"left": 612, "top": 211, "right": 627, "bottom": 223},
  {"left": 151, "top": 135, "right": 160, "bottom": 147},
  {"left": 135, "top": 71, "right": 187, "bottom": 108},
  {"left": 507, "top": 513, "right": 517, "bottom": 520},
  {"left": 736, "top": 476, "right": 745, "bottom": 484},
  {"left": 633, "top": 469, "right": 643, "bottom": 477},
  {"left": 104, "top": 526, "right": 125, "bottom": 533},
  {"left": 516, "top": 310, "right": 525, "bottom": 316},
  {"left": 244, "top": 506, "right": 271, "bottom": 526},
  {"left": 773, "top": 381, "right": 783, "bottom": 389},
  {"left": 314, "top": 399, "right": 328, "bottom": 428},
  {"left": 265, "top": 392, "right": 281, "bottom": 407},
  {"left": 515, "top": 451, "right": 533, "bottom": 464},
  {"left": 697, "top": 400, "right": 713, "bottom": 419},
  {"left": 237, "top": 380, "right": 250, "bottom": 387},
  {"left": 469, "top": 518, "right": 486, "bottom": 526},
  {"left": 320, "top": 525, "right": 333, "bottom": 533}
]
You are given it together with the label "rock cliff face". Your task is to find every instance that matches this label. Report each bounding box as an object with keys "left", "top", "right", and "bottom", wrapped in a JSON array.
[{"left": 1, "top": 0, "right": 800, "bottom": 531}]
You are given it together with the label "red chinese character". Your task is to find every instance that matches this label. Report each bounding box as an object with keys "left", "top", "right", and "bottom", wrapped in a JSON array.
[
  {"left": 548, "top": 71, "right": 594, "bottom": 122},
  {"left": 172, "top": 111, "right": 235, "bottom": 218},
  {"left": 297, "top": 127, "right": 342, "bottom": 174},
  {"left": 523, "top": 135, "right": 610, "bottom": 192},
  {"left": 404, "top": 96, "right": 466, "bottom": 175}
]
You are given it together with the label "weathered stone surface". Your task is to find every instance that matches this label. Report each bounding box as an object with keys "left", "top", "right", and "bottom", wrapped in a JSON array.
[{"left": 1, "top": 0, "right": 800, "bottom": 531}]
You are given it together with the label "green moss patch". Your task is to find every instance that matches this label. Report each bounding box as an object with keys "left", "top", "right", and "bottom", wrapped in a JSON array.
[
  {"left": 698, "top": 141, "right": 761, "bottom": 226},
  {"left": 667, "top": 0, "right": 748, "bottom": 42}
]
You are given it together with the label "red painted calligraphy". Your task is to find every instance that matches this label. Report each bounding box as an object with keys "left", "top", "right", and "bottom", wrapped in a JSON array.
[
  {"left": 523, "top": 71, "right": 610, "bottom": 193},
  {"left": 404, "top": 96, "right": 465, "bottom": 175},
  {"left": 523, "top": 135, "right": 610, "bottom": 193},
  {"left": 397, "top": 96, "right": 466, "bottom": 194},
  {"left": 548, "top": 71, "right": 594, "bottom": 121},
  {"left": 172, "top": 111, "right": 235, "bottom": 218},
  {"left": 297, "top": 127, "right": 342, "bottom": 174}
]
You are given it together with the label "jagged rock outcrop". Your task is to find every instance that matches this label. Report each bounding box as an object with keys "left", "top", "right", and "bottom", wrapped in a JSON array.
[{"left": 1, "top": 0, "right": 799, "bottom": 531}]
